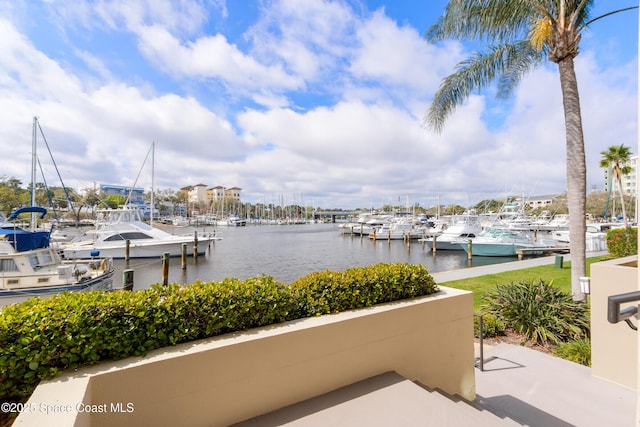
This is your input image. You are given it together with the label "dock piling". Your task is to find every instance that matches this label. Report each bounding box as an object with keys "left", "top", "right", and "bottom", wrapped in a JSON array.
[
  {"left": 125, "top": 239, "right": 131, "bottom": 262},
  {"left": 162, "top": 252, "right": 170, "bottom": 286},
  {"left": 193, "top": 231, "right": 199, "bottom": 259},
  {"left": 123, "top": 269, "right": 134, "bottom": 291}
]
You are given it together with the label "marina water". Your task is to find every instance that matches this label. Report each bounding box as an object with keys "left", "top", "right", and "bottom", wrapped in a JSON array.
[{"left": 111, "top": 223, "right": 514, "bottom": 290}]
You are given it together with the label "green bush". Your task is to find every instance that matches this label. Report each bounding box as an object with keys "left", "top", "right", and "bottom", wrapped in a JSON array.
[
  {"left": 555, "top": 338, "right": 591, "bottom": 366},
  {"left": 0, "top": 263, "right": 437, "bottom": 401},
  {"left": 606, "top": 227, "right": 638, "bottom": 258},
  {"left": 480, "top": 280, "right": 590, "bottom": 346},
  {"left": 290, "top": 263, "right": 438, "bottom": 316},
  {"left": 474, "top": 314, "right": 505, "bottom": 339}
]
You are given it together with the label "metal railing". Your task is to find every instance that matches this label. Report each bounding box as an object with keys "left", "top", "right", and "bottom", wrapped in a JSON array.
[
  {"left": 607, "top": 290, "right": 640, "bottom": 331},
  {"left": 474, "top": 313, "right": 484, "bottom": 371}
]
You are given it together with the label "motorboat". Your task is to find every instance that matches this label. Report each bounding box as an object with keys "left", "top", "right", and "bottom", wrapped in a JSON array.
[
  {"left": 61, "top": 207, "right": 221, "bottom": 259},
  {"left": 457, "top": 227, "right": 552, "bottom": 257},
  {"left": 1, "top": 207, "right": 52, "bottom": 251},
  {"left": 419, "top": 214, "right": 482, "bottom": 251},
  {"left": 369, "top": 220, "right": 424, "bottom": 240},
  {"left": 339, "top": 213, "right": 392, "bottom": 236},
  {"left": 0, "top": 237, "right": 114, "bottom": 308},
  {"left": 551, "top": 223, "right": 608, "bottom": 252}
]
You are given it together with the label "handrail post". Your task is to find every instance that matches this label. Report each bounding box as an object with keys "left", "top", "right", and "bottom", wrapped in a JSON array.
[{"left": 474, "top": 313, "right": 484, "bottom": 371}]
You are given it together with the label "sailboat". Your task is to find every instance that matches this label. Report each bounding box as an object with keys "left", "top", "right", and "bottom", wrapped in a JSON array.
[
  {"left": 0, "top": 117, "right": 114, "bottom": 307},
  {"left": 61, "top": 143, "right": 221, "bottom": 259}
]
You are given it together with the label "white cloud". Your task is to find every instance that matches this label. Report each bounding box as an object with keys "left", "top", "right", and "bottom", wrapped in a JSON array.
[{"left": 0, "top": 0, "right": 635, "bottom": 211}]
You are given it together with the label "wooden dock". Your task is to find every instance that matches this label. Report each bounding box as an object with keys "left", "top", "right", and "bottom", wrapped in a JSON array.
[{"left": 515, "top": 247, "right": 570, "bottom": 261}]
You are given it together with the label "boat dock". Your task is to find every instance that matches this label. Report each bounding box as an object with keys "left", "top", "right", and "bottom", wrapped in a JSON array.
[{"left": 515, "top": 246, "right": 570, "bottom": 261}]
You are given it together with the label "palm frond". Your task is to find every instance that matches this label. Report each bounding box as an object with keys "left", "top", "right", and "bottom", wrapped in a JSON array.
[
  {"left": 427, "top": 41, "right": 543, "bottom": 131},
  {"left": 426, "top": 0, "right": 539, "bottom": 45},
  {"left": 496, "top": 40, "right": 546, "bottom": 98}
]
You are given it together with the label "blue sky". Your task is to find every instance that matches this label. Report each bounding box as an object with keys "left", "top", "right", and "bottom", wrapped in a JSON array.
[{"left": 0, "top": 0, "right": 637, "bottom": 210}]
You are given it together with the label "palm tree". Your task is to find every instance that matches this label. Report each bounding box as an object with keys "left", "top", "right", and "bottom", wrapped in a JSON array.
[
  {"left": 425, "top": 1, "right": 637, "bottom": 302},
  {"left": 600, "top": 144, "right": 633, "bottom": 227}
]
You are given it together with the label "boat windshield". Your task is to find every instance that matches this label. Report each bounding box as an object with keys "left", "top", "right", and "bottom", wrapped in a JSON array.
[{"left": 104, "top": 232, "right": 153, "bottom": 241}]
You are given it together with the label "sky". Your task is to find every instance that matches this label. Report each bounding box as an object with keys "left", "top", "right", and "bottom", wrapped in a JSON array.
[{"left": 0, "top": 0, "right": 637, "bottom": 210}]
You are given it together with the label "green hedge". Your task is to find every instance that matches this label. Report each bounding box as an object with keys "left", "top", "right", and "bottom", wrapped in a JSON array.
[
  {"left": 606, "top": 227, "right": 638, "bottom": 258},
  {"left": 0, "top": 263, "right": 437, "bottom": 401}
]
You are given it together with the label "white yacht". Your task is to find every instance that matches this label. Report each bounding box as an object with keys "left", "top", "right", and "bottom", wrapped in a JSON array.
[
  {"left": 61, "top": 207, "right": 221, "bottom": 259},
  {"left": 419, "top": 215, "right": 482, "bottom": 251},
  {"left": 457, "top": 228, "right": 552, "bottom": 257}
]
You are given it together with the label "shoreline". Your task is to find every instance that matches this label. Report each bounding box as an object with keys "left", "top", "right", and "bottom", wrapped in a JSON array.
[{"left": 431, "top": 250, "right": 609, "bottom": 283}]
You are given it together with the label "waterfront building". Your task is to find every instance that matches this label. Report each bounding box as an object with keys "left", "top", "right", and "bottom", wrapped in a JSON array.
[
  {"left": 207, "top": 186, "right": 242, "bottom": 204},
  {"left": 603, "top": 154, "right": 638, "bottom": 197},
  {"left": 100, "top": 184, "right": 145, "bottom": 205}
]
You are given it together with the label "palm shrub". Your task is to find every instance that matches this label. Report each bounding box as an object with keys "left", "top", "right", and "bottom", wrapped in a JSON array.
[
  {"left": 481, "top": 280, "right": 589, "bottom": 346},
  {"left": 555, "top": 338, "right": 591, "bottom": 367}
]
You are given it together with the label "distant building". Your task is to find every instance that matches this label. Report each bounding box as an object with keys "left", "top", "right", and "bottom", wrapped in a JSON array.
[
  {"left": 524, "top": 195, "right": 557, "bottom": 210},
  {"left": 183, "top": 185, "right": 242, "bottom": 208},
  {"left": 100, "top": 184, "right": 145, "bottom": 205},
  {"left": 181, "top": 184, "right": 208, "bottom": 206},
  {"left": 224, "top": 186, "right": 242, "bottom": 201},
  {"left": 505, "top": 194, "right": 559, "bottom": 211},
  {"left": 207, "top": 186, "right": 225, "bottom": 202},
  {"left": 603, "top": 155, "right": 637, "bottom": 198},
  {"left": 207, "top": 186, "right": 242, "bottom": 204}
]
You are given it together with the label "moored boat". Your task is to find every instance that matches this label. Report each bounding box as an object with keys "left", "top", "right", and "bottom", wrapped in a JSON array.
[
  {"left": 457, "top": 227, "right": 553, "bottom": 257},
  {"left": 0, "top": 239, "right": 114, "bottom": 308},
  {"left": 419, "top": 214, "right": 482, "bottom": 251},
  {"left": 369, "top": 220, "right": 424, "bottom": 240},
  {"left": 61, "top": 207, "right": 221, "bottom": 259}
]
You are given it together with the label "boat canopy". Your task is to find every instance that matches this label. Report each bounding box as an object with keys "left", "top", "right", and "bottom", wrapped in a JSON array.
[{"left": 8, "top": 206, "right": 48, "bottom": 220}]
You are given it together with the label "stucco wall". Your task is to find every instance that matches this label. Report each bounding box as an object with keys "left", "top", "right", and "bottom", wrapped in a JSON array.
[
  {"left": 16, "top": 286, "right": 474, "bottom": 427},
  {"left": 590, "top": 255, "right": 638, "bottom": 389}
]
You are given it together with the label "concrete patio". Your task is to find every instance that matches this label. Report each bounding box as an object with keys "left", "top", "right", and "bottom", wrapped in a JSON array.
[{"left": 236, "top": 342, "right": 636, "bottom": 426}]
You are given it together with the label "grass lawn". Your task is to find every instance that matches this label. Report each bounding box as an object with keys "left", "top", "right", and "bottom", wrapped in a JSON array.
[{"left": 440, "top": 255, "right": 612, "bottom": 310}]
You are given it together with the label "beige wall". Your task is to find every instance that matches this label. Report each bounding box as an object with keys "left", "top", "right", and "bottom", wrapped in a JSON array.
[
  {"left": 591, "top": 255, "right": 638, "bottom": 389},
  {"left": 17, "top": 287, "right": 474, "bottom": 427}
]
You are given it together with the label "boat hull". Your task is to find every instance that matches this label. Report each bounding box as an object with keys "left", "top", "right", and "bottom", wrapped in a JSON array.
[
  {"left": 421, "top": 238, "right": 466, "bottom": 251},
  {"left": 460, "top": 242, "right": 547, "bottom": 257},
  {"left": 63, "top": 236, "right": 219, "bottom": 259},
  {"left": 0, "top": 269, "right": 114, "bottom": 307}
]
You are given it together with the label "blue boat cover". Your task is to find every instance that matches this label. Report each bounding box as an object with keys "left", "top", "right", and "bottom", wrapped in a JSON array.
[{"left": 0, "top": 228, "right": 51, "bottom": 251}]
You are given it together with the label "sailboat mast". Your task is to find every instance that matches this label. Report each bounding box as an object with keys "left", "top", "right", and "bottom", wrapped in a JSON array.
[
  {"left": 31, "top": 116, "right": 38, "bottom": 230},
  {"left": 150, "top": 142, "right": 155, "bottom": 226}
]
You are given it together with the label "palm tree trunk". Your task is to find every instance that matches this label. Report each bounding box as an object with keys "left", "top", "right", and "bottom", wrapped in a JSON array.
[
  {"left": 616, "top": 176, "right": 629, "bottom": 227},
  {"left": 558, "top": 57, "right": 587, "bottom": 302}
]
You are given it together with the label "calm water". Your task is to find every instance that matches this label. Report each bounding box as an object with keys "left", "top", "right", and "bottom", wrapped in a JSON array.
[{"left": 111, "top": 223, "right": 511, "bottom": 290}]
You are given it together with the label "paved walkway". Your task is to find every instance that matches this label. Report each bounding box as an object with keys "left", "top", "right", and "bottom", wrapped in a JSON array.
[
  {"left": 431, "top": 251, "right": 608, "bottom": 283},
  {"left": 476, "top": 343, "right": 636, "bottom": 426}
]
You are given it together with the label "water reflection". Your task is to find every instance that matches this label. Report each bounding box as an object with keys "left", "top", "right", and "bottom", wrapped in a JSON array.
[{"left": 112, "top": 223, "right": 511, "bottom": 290}]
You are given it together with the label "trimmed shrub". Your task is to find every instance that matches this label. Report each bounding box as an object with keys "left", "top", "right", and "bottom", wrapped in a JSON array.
[
  {"left": 289, "top": 263, "right": 438, "bottom": 316},
  {"left": 606, "top": 227, "right": 637, "bottom": 258},
  {"left": 0, "top": 263, "right": 437, "bottom": 401},
  {"left": 555, "top": 338, "right": 591, "bottom": 367},
  {"left": 480, "top": 280, "right": 590, "bottom": 346}
]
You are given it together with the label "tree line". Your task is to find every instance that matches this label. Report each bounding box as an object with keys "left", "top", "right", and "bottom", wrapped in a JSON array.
[{"left": 0, "top": 175, "right": 631, "bottom": 222}]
